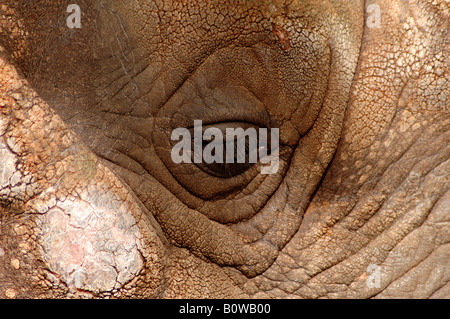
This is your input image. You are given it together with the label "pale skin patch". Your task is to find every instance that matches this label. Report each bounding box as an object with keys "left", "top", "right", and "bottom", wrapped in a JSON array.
[
  {"left": 37, "top": 185, "right": 144, "bottom": 293},
  {"left": 0, "top": 136, "right": 17, "bottom": 190},
  {"left": 5, "top": 288, "right": 15, "bottom": 299},
  {"left": 11, "top": 258, "right": 20, "bottom": 269}
]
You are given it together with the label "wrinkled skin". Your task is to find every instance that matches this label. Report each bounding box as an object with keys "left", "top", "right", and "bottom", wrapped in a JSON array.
[{"left": 0, "top": 0, "right": 448, "bottom": 298}]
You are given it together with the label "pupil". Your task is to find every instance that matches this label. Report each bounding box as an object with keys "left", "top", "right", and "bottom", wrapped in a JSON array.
[
  {"left": 196, "top": 135, "right": 255, "bottom": 178},
  {"left": 187, "top": 123, "right": 278, "bottom": 178}
]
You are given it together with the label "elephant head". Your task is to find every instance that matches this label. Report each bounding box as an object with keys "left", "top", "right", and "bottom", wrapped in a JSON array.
[{"left": 0, "top": 0, "right": 448, "bottom": 298}]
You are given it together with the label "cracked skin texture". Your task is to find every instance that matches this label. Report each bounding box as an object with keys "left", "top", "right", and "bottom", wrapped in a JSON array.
[{"left": 0, "top": 0, "right": 448, "bottom": 298}]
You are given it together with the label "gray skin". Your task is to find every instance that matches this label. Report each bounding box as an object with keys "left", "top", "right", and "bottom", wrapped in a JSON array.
[{"left": 0, "top": 0, "right": 448, "bottom": 298}]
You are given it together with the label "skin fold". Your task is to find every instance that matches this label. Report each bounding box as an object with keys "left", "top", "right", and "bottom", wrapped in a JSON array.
[{"left": 0, "top": 0, "right": 448, "bottom": 298}]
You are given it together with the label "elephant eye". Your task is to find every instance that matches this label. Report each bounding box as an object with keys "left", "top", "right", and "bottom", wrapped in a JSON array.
[
  {"left": 193, "top": 123, "right": 255, "bottom": 178},
  {"left": 155, "top": 114, "right": 288, "bottom": 205},
  {"left": 188, "top": 122, "right": 278, "bottom": 178}
]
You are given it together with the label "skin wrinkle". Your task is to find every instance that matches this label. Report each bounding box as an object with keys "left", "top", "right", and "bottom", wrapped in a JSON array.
[
  {"left": 302, "top": 141, "right": 446, "bottom": 298},
  {"left": 372, "top": 207, "right": 444, "bottom": 298},
  {"left": 0, "top": 0, "right": 448, "bottom": 298},
  {"left": 314, "top": 113, "right": 443, "bottom": 243},
  {"left": 310, "top": 162, "right": 443, "bottom": 298},
  {"left": 369, "top": 193, "right": 446, "bottom": 298}
]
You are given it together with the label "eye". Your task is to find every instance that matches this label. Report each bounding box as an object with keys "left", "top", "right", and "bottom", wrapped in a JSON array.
[
  {"left": 153, "top": 113, "right": 290, "bottom": 216},
  {"left": 190, "top": 122, "right": 279, "bottom": 178},
  {"left": 193, "top": 123, "right": 255, "bottom": 178}
]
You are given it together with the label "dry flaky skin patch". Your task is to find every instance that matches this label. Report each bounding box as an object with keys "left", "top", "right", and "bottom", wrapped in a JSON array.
[
  {"left": 36, "top": 181, "right": 144, "bottom": 292},
  {"left": 0, "top": 47, "right": 164, "bottom": 298},
  {"left": 1, "top": 67, "right": 145, "bottom": 294}
]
